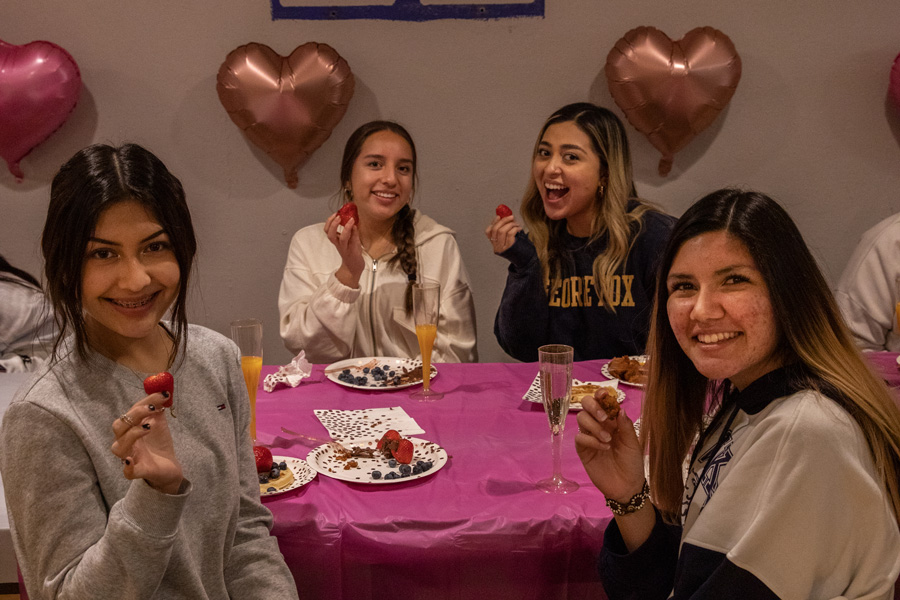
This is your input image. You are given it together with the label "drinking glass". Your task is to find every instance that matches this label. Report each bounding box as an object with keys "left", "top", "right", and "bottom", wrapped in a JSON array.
[
  {"left": 231, "top": 319, "right": 263, "bottom": 442},
  {"left": 536, "top": 344, "right": 579, "bottom": 494},
  {"left": 410, "top": 282, "right": 443, "bottom": 401}
]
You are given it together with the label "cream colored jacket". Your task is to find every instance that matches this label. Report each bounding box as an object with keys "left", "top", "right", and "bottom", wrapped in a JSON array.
[{"left": 278, "top": 212, "right": 478, "bottom": 364}]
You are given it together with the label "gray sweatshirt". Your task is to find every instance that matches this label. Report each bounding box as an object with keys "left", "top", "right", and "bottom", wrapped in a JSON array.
[{"left": 0, "top": 325, "right": 299, "bottom": 599}]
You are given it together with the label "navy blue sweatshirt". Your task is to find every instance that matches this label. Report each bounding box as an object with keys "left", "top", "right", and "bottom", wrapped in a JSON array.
[{"left": 493, "top": 209, "right": 675, "bottom": 362}]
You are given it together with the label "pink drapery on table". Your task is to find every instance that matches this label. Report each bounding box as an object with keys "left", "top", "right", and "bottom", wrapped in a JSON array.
[{"left": 255, "top": 359, "right": 636, "bottom": 600}]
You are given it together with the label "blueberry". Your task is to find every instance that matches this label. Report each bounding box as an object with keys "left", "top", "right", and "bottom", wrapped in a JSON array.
[
  {"left": 389, "top": 371, "right": 395, "bottom": 377},
  {"left": 384, "top": 472, "right": 396, "bottom": 480},
  {"left": 371, "top": 470, "right": 382, "bottom": 479},
  {"left": 342, "top": 368, "right": 350, "bottom": 374},
  {"left": 416, "top": 460, "right": 425, "bottom": 467},
  {"left": 279, "top": 461, "right": 288, "bottom": 470},
  {"left": 258, "top": 474, "right": 270, "bottom": 483},
  {"left": 399, "top": 464, "right": 411, "bottom": 475},
  {"left": 363, "top": 367, "right": 370, "bottom": 373},
  {"left": 266, "top": 486, "right": 277, "bottom": 492},
  {"left": 412, "top": 465, "right": 423, "bottom": 474},
  {"left": 388, "top": 459, "right": 397, "bottom": 468},
  {"left": 356, "top": 376, "right": 368, "bottom": 385},
  {"left": 269, "top": 467, "right": 280, "bottom": 479},
  {"left": 421, "top": 461, "right": 432, "bottom": 471},
  {"left": 393, "top": 376, "right": 401, "bottom": 385},
  {"left": 401, "top": 471, "right": 411, "bottom": 478},
  {"left": 383, "top": 364, "right": 390, "bottom": 370}
]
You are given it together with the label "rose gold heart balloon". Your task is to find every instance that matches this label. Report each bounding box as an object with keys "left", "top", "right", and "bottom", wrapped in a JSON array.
[
  {"left": 216, "top": 42, "right": 354, "bottom": 189},
  {"left": 0, "top": 39, "right": 81, "bottom": 181},
  {"left": 606, "top": 27, "right": 741, "bottom": 176}
]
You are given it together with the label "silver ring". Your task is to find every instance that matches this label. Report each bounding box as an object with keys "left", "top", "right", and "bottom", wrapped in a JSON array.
[{"left": 119, "top": 413, "right": 136, "bottom": 427}]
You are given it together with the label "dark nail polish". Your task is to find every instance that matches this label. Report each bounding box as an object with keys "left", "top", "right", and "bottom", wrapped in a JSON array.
[
  {"left": 142, "top": 423, "right": 151, "bottom": 430},
  {"left": 125, "top": 459, "right": 131, "bottom": 465},
  {"left": 148, "top": 404, "right": 156, "bottom": 412},
  {"left": 161, "top": 391, "right": 170, "bottom": 398}
]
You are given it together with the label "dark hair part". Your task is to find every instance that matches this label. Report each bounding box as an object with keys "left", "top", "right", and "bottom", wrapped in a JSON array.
[
  {"left": 643, "top": 188, "right": 900, "bottom": 526},
  {"left": 42, "top": 143, "right": 197, "bottom": 363},
  {"left": 521, "top": 103, "right": 655, "bottom": 311},
  {"left": 0, "top": 253, "right": 41, "bottom": 288},
  {"left": 339, "top": 120, "right": 419, "bottom": 312}
]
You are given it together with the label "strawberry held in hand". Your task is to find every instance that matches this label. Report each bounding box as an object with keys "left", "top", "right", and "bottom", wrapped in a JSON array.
[
  {"left": 338, "top": 202, "right": 358, "bottom": 226},
  {"left": 495, "top": 204, "right": 513, "bottom": 219},
  {"left": 143, "top": 372, "right": 174, "bottom": 408},
  {"left": 253, "top": 445, "right": 274, "bottom": 473}
]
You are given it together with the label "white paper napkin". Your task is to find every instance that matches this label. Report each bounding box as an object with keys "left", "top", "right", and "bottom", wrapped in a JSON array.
[
  {"left": 263, "top": 351, "right": 312, "bottom": 392},
  {"left": 314, "top": 406, "right": 425, "bottom": 443}
]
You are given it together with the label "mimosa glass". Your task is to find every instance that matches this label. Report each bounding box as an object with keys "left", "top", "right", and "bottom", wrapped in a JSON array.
[
  {"left": 410, "top": 282, "right": 443, "bottom": 401},
  {"left": 536, "top": 344, "right": 579, "bottom": 494},
  {"left": 230, "top": 319, "right": 263, "bottom": 442}
]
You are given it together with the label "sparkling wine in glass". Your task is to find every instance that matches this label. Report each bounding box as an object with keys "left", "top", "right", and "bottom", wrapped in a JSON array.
[
  {"left": 410, "top": 282, "right": 443, "bottom": 401},
  {"left": 536, "top": 344, "right": 579, "bottom": 494},
  {"left": 230, "top": 318, "right": 263, "bottom": 442}
]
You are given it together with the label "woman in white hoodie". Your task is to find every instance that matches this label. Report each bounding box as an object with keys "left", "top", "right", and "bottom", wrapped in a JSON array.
[{"left": 278, "top": 121, "right": 478, "bottom": 364}]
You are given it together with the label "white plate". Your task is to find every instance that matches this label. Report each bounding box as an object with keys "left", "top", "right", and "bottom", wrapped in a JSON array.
[
  {"left": 601, "top": 355, "right": 649, "bottom": 388},
  {"left": 261, "top": 456, "right": 316, "bottom": 497},
  {"left": 325, "top": 357, "right": 438, "bottom": 391},
  {"left": 523, "top": 375, "right": 624, "bottom": 411},
  {"left": 306, "top": 436, "right": 448, "bottom": 484}
]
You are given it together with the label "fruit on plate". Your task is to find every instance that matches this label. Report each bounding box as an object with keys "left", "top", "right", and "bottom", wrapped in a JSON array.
[
  {"left": 495, "top": 204, "right": 513, "bottom": 218},
  {"left": 338, "top": 202, "right": 358, "bottom": 226},
  {"left": 377, "top": 429, "right": 401, "bottom": 451},
  {"left": 393, "top": 439, "right": 414, "bottom": 465},
  {"left": 143, "top": 372, "right": 174, "bottom": 408},
  {"left": 253, "top": 445, "right": 273, "bottom": 473}
]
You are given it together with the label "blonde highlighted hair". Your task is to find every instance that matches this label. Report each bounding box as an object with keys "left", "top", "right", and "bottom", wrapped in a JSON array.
[
  {"left": 520, "top": 103, "right": 656, "bottom": 309},
  {"left": 642, "top": 188, "right": 900, "bottom": 527}
]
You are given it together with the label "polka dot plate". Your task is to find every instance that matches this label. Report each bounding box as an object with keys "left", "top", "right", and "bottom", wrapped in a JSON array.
[
  {"left": 306, "top": 437, "right": 449, "bottom": 484},
  {"left": 324, "top": 356, "right": 438, "bottom": 391},
  {"left": 261, "top": 456, "right": 316, "bottom": 497}
]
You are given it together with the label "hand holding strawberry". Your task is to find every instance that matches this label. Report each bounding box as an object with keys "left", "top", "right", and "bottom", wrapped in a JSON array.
[
  {"left": 495, "top": 204, "right": 513, "bottom": 218},
  {"left": 143, "top": 372, "right": 174, "bottom": 408}
]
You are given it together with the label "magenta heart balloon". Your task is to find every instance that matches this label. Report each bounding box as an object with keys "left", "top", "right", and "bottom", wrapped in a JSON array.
[
  {"left": 890, "top": 51, "right": 900, "bottom": 111},
  {"left": 0, "top": 39, "right": 81, "bottom": 181}
]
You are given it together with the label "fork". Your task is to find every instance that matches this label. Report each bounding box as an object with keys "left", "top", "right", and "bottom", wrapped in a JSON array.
[{"left": 280, "top": 427, "right": 349, "bottom": 453}]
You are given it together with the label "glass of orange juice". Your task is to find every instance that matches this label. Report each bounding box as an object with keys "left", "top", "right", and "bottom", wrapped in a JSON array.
[
  {"left": 410, "top": 282, "right": 443, "bottom": 401},
  {"left": 230, "top": 318, "right": 263, "bottom": 442}
]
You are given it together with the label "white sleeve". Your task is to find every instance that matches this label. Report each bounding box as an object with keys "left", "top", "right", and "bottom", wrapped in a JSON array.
[
  {"left": 277, "top": 230, "right": 361, "bottom": 363},
  {"left": 835, "top": 219, "right": 900, "bottom": 351},
  {"left": 685, "top": 397, "right": 900, "bottom": 598},
  {"left": 426, "top": 235, "right": 478, "bottom": 363}
]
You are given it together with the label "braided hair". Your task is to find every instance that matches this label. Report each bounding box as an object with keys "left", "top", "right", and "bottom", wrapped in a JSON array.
[{"left": 339, "top": 121, "right": 419, "bottom": 314}]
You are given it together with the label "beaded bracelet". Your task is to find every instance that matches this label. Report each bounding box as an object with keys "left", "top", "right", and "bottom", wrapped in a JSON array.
[{"left": 605, "top": 480, "right": 651, "bottom": 516}]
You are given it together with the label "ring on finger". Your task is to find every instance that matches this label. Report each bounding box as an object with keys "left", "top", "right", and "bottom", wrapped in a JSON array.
[{"left": 119, "top": 413, "right": 136, "bottom": 427}]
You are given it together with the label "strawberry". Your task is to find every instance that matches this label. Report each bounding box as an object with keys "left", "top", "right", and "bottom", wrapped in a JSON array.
[
  {"left": 495, "top": 204, "right": 513, "bottom": 218},
  {"left": 392, "top": 438, "right": 415, "bottom": 465},
  {"left": 377, "top": 429, "right": 401, "bottom": 450},
  {"left": 253, "top": 445, "right": 273, "bottom": 473},
  {"left": 143, "top": 372, "right": 174, "bottom": 408},
  {"left": 338, "top": 202, "right": 358, "bottom": 226}
]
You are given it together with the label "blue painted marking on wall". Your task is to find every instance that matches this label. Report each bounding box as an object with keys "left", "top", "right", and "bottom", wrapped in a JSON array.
[{"left": 271, "top": 1, "right": 544, "bottom": 21}]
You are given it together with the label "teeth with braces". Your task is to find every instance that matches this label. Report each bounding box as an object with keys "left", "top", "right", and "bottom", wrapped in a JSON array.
[{"left": 111, "top": 296, "right": 152, "bottom": 309}]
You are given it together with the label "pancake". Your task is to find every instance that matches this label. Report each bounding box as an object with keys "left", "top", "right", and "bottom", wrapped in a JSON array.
[{"left": 259, "top": 466, "right": 294, "bottom": 494}]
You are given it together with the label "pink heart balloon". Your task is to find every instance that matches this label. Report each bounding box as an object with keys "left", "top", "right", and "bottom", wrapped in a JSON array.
[
  {"left": 216, "top": 42, "right": 355, "bottom": 189},
  {"left": 606, "top": 27, "right": 741, "bottom": 176},
  {"left": 0, "top": 39, "right": 81, "bottom": 181}
]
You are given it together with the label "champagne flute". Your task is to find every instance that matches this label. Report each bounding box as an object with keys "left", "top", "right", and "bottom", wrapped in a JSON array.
[
  {"left": 230, "top": 319, "right": 263, "bottom": 443},
  {"left": 536, "top": 344, "right": 579, "bottom": 494},
  {"left": 410, "top": 282, "right": 443, "bottom": 401}
]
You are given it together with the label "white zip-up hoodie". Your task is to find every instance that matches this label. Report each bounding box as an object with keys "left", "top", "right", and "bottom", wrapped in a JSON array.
[{"left": 278, "top": 211, "right": 478, "bottom": 364}]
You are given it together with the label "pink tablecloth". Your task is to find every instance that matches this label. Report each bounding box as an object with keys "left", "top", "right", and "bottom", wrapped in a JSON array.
[{"left": 254, "top": 360, "right": 640, "bottom": 600}]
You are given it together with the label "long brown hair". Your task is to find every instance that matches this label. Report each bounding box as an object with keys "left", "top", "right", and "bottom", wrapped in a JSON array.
[
  {"left": 42, "top": 143, "right": 196, "bottom": 363},
  {"left": 521, "top": 103, "right": 656, "bottom": 310},
  {"left": 643, "top": 188, "right": 900, "bottom": 527},
  {"left": 339, "top": 120, "right": 419, "bottom": 312}
]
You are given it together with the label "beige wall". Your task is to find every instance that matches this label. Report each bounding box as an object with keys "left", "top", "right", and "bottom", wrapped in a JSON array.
[{"left": 3, "top": 1, "right": 900, "bottom": 364}]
